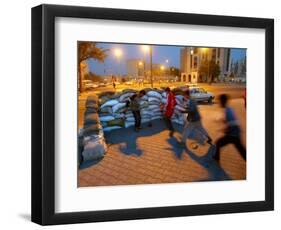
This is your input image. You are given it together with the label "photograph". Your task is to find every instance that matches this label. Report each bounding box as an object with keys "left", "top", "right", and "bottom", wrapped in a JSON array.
[{"left": 77, "top": 42, "right": 247, "bottom": 187}]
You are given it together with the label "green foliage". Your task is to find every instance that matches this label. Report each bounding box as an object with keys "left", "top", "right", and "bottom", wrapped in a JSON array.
[
  {"left": 78, "top": 41, "right": 108, "bottom": 63},
  {"left": 169, "top": 67, "right": 180, "bottom": 76},
  {"left": 199, "top": 60, "right": 221, "bottom": 82},
  {"left": 78, "top": 42, "right": 108, "bottom": 92}
]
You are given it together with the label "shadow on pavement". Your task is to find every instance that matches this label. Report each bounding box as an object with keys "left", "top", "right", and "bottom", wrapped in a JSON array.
[
  {"left": 105, "top": 119, "right": 170, "bottom": 157},
  {"left": 185, "top": 144, "right": 232, "bottom": 181},
  {"left": 79, "top": 157, "right": 104, "bottom": 170}
]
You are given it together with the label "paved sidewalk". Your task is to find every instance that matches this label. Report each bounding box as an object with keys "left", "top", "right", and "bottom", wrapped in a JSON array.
[{"left": 78, "top": 99, "right": 246, "bottom": 187}]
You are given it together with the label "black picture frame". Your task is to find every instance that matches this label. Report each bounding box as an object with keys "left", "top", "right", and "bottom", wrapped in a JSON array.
[{"left": 31, "top": 4, "right": 274, "bottom": 225}]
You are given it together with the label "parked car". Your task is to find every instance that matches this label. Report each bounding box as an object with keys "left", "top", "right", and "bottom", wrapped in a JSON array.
[
  {"left": 189, "top": 87, "right": 214, "bottom": 103},
  {"left": 125, "top": 81, "right": 134, "bottom": 85},
  {"left": 83, "top": 80, "right": 98, "bottom": 90}
]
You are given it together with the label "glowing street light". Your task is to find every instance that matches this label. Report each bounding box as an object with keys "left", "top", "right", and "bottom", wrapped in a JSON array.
[
  {"left": 160, "top": 65, "right": 165, "bottom": 70},
  {"left": 114, "top": 48, "right": 122, "bottom": 58},
  {"left": 113, "top": 48, "right": 122, "bottom": 76}
]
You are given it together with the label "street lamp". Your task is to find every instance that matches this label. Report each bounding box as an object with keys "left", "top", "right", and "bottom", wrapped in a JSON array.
[
  {"left": 113, "top": 48, "right": 122, "bottom": 77},
  {"left": 141, "top": 45, "right": 153, "bottom": 88}
]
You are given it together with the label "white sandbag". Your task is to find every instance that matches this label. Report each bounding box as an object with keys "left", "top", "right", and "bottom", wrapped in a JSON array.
[
  {"left": 151, "top": 108, "right": 161, "bottom": 113},
  {"left": 113, "top": 113, "right": 126, "bottom": 119},
  {"left": 148, "top": 104, "right": 160, "bottom": 110},
  {"left": 126, "top": 116, "right": 135, "bottom": 122},
  {"left": 147, "top": 91, "right": 162, "bottom": 99},
  {"left": 141, "top": 95, "right": 148, "bottom": 101},
  {"left": 100, "top": 99, "right": 119, "bottom": 108},
  {"left": 103, "top": 126, "right": 122, "bottom": 132},
  {"left": 125, "top": 121, "right": 135, "bottom": 128},
  {"left": 148, "top": 97, "right": 160, "bottom": 103},
  {"left": 141, "top": 118, "right": 150, "bottom": 123},
  {"left": 141, "top": 110, "right": 153, "bottom": 116},
  {"left": 175, "top": 104, "right": 186, "bottom": 112},
  {"left": 119, "top": 92, "right": 135, "bottom": 102},
  {"left": 99, "top": 115, "right": 115, "bottom": 122},
  {"left": 112, "top": 102, "right": 126, "bottom": 113},
  {"left": 82, "top": 136, "right": 107, "bottom": 161},
  {"left": 161, "top": 98, "right": 167, "bottom": 104},
  {"left": 151, "top": 116, "right": 162, "bottom": 121},
  {"left": 99, "top": 106, "right": 113, "bottom": 114},
  {"left": 139, "top": 100, "right": 149, "bottom": 107}
]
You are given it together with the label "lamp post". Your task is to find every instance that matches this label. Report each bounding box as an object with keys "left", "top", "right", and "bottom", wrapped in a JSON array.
[
  {"left": 142, "top": 45, "right": 153, "bottom": 88},
  {"left": 138, "top": 61, "right": 143, "bottom": 88},
  {"left": 114, "top": 48, "right": 122, "bottom": 77}
]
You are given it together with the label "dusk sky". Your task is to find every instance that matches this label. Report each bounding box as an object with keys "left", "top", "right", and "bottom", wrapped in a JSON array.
[{"left": 87, "top": 42, "right": 246, "bottom": 76}]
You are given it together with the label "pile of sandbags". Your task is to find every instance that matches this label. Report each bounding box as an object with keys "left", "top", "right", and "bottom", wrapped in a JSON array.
[
  {"left": 95, "top": 88, "right": 190, "bottom": 134},
  {"left": 78, "top": 95, "right": 107, "bottom": 165},
  {"left": 171, "top": 94, "right": 188, "bottom": 125},
  {"left": 98, "top": 89, "right": 168, "bottom": 131}
]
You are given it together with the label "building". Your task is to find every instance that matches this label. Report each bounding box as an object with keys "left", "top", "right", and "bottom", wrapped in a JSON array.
[
  {"left": 180, "top": 47, "right": 231, "bottom": 83},
  {"left": 126, "top": 59, "right": 146, "bottom": 79}
]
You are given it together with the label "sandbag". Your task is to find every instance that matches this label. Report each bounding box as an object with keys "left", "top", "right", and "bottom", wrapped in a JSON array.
[
  {"left": 119, "top": 93, "right": 135, "bottom": 102},
  {"left": 112, "top": 102, "right": 126, "bottom": 113},
  {"left": 126, "top": 116, "right": 135, "bottom": 122},
  {"left": 141, "top": 110, "right": 153, "bottom": 116},
  {"left": 82, "top": 136, "right": 107, "bottom": 161},
  {"left": 85, "top": 107, "right": 98, "bottom": 114},
  {"left": 100, "top": 99, "right": 119, "bottom": 108},
  {"left": 103, "top": 126, "right": 122, "bottom": 132},
  {"left": 100, "top": 106, "right": 113, "bottom": 114},
  {"left": 141, "top": 118, "right": 151, "bottom": 123},
  {"left": 83, "top": 123, "right": 103, "bottom": 136},
  {"left": 139, "top": 101, "right": 149, "bottom": 108},
  {"left": 175, "top": 104, "right": 186, "bottom": 112},
  {"left": 84, "top": 113, "right": 100, "bottom": 126},
  {"left": 148, "top": 97, "right": 160, "bottom": 103},
  {"left": 148, "top": 104, "right": 159, "bottom": 110},
  {"left": 106, "top": 118, "right": 125, "bottom": 127},
  {"left": 147, "top": 91, "right": 162, "bottom": 99},
  {"left": 99, "top": 115, "right": 115, "bottom": 122},
  {"left": 87, "top": 95, "right": 97, "bottom": 102},
  {"left": 125, "top": 121, "right": 135, "bottom": 128},
  {"left": 141, "top": 95, "right": 148, "bottom": 101},
  {"left": 151, "top": 116, "right": 162, "bottom": 121}
]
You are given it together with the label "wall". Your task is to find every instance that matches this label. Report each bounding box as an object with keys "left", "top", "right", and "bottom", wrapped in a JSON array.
[{"left": 0, "top": 0, "right": 279, "bottom": 229}]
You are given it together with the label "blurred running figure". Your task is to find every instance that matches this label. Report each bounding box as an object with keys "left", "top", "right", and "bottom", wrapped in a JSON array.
[
  {"left": 180, "top": 90, "right": 213, "bottom": 148},
  {"left": 163, "top": 87, "right": 176, "bottom": 137},
  {"left": 213, "top": 94, "right": 246, "bottom": 162}
]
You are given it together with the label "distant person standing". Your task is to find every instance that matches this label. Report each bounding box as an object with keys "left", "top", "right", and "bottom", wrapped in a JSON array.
[
  {"left": 163, "top": 87, "right": 176, "bottom": 137},
  {"left": 213, "top": 94, "right": 246, "bottom": 162},
  {"left": 126, "top": 90, "right": 146, "bottom": 132},
  {"left": 112, "top": 75, "right": 116, "bottom": 90}
]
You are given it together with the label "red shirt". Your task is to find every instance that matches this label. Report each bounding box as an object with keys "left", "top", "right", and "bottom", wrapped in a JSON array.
[{"left": 165, "top": 92, "right": 176, "bottom": 118}]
